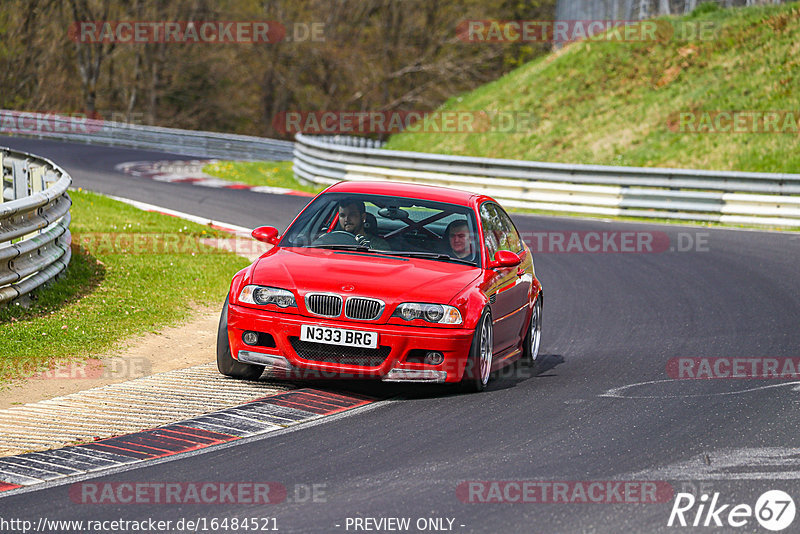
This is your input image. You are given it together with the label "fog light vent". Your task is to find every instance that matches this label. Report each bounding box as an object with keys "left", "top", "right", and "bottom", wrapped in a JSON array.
[
  {"left": 242, "top": 331, "right": 259, "bottom": 345},
  {"left": 424, "top": 351, "right": 444, "bottom": 366}
]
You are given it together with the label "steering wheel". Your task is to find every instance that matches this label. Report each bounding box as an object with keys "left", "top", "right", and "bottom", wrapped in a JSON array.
[{"left": 312, "top": 231, "right": 359, "bottom": 246}]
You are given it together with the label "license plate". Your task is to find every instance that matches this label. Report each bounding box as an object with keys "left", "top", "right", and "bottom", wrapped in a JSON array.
[{"left": 300, "top": 324, "right": 378, "bottom": 349}]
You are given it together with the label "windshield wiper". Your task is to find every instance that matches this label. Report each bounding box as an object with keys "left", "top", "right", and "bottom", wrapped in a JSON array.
[
  {"left": 387, "top": 251, "right": 476, "bottom": 265},
  {"left": 309, "top": 244, "right": 373, "bottom": 252}
]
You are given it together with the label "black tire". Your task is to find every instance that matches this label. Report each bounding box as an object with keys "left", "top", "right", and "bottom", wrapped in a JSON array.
[
  {"left": 217, "top": 298, "right": 264, "bottom": 380},
  {"left": 460, "top": 308, "right": 493, "bottom": 393},
  {"left": 522, "top": 296, "right": 543, "bottom": 368}
]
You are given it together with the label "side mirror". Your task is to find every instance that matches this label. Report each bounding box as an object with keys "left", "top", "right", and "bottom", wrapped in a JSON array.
[
  {"left": 487, "top": 250, "right": 521, "bottom": 269},
  {"left": 251, "top": 226, "right": 280, "bottom": 245}
]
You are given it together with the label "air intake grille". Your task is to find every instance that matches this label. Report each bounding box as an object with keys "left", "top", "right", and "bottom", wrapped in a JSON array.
[
  {"left": 305, "top": 293, "right": 343, "bottom": 317},
  {"left": 345, "top": 297, "right": 384, "bottom": 320},
  {"left": 289, "top": 337, "right": 391, "bottom": 367}
]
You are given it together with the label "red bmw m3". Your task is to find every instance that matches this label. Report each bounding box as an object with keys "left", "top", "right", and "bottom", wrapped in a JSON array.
[{"left": 217, "top": 181, "right": 543, "bottom": 392}]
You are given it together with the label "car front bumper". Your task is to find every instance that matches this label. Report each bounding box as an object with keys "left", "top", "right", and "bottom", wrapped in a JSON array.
[{"left": 227, "top": 302, "right": 474, "bottom": 383}]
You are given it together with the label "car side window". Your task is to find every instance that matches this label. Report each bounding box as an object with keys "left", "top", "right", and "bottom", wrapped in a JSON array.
[
  {"left": 480, "top": 202, "right": 522, "bottom": 258},
  {"left": 480, "top": 203, "right": 500, "bottom": 260},
  {"left": 495, "top": 205, "right": 522, "bottom": 253}
]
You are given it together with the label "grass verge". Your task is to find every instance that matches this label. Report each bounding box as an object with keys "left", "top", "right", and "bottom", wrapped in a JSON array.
[
  {"left": 0, "top": 190, "right": 250, "bottom": 384},
  {"left": 203, "top": 160, "right": 324, "bottom": 194},
  {"left": 385, "top": 3, "right": 800, "bottom": 173}
]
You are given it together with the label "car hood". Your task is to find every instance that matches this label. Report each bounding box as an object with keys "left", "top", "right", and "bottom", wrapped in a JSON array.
[{"left": 246, "top": 247, "right": 481, "bottom": 306}]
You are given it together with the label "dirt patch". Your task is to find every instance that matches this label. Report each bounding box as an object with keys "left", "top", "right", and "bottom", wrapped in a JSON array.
[
  {"left": 0, "top": 235, "right": 270, "bottom": 410},
  {"left": 0, "top": 305, "right": 222, "bottom": 410},
  {"left": 0, "top": 232, "right": 270, "bottom": 410}
]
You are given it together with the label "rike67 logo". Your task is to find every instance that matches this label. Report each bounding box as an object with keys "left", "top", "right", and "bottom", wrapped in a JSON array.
[{"left": 668, "top": 490, "right": 796, "bottom": 531}]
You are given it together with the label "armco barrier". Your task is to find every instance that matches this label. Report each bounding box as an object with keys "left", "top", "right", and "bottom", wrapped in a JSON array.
[
  {"left": 0, "top": 109, "right": 294, "bottom": 161},
  {"left": 293, "top": 133, "right": 800, "bottom": 227},
  {"left": 0, "top": 147, "right": 72, "bottom": 304}
]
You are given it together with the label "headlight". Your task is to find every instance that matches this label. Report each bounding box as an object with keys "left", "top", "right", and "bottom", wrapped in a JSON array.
[
  {"left": 392, "top": 303, "right": 462, "bottom": 324},
  {"left": 239, "top": 285, "right": 297, "bottom": 308}
]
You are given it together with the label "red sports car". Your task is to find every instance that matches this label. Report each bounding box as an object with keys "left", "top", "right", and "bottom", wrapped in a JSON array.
[{"left": 217, "top": 181, "right": 543, "bottom": 392}]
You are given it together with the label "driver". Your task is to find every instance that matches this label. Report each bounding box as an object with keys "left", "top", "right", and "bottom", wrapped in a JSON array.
[{"left": 337, "top": 199, "right": 391, "bottom": 250}]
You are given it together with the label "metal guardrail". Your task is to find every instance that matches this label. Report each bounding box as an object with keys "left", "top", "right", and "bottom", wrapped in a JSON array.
[
  {"left": 0, "top": 110, "right": 294, "bottom": 161},
  {"left": 1, "top": 147, "right": 72, "bottom": 304},
  {"left": 556, "top": 0, "right": 790, "bottom": 23},
  {"left": 294, "top": 133, "right": 800, "bottom": 227}
]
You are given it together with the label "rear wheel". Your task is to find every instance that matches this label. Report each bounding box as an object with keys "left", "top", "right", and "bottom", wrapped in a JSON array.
[
  {"left": 460, "top": 309, "right": 493, "bottom": 393},
  {"left": 522, "top": 296, "right": 543, "bottom": 368},
  {"left": 217, "top": 298, "right": 264, "bottom": 380}
]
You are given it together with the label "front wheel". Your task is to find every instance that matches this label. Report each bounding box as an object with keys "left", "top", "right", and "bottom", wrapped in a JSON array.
[
  {"left": 217, "top": 298, "right": 264, "bottom": 380},
  {"left": 460, "top": 309, "right": 493, "bottom": 393},
  {"left": 522, "top": 296, "right": 543, "bottom": 367}
]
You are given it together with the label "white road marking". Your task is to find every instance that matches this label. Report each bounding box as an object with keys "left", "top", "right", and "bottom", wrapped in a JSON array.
[
  {"left": 599, "top": 378, "right": 800, "bottom": 399},
  {"left": 114, "top": 160, "right": 310, "bottom": 197},
  {"left": 100, "top": 193, "right": 254, "bottom": 236}
]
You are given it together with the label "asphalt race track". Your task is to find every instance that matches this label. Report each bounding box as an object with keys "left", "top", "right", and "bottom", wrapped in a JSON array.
[
  {"left": 0, "top": 136, "right": 310, "bottom": 231},
  {"left": 2, "top": 135, "right": 800, "bottom": 533}
]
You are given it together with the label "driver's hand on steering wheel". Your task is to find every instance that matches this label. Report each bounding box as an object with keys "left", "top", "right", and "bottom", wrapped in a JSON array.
[{"left": 354, "top": 234, "right": 371, "bottom": 247}]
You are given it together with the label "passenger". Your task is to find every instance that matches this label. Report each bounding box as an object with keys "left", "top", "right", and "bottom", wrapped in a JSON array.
[
  {"left": 445, "top": 220, "right": 476, "bottom": 262},
  {"left": 337, "top": 198, "right": 391, "bottom": 250}
]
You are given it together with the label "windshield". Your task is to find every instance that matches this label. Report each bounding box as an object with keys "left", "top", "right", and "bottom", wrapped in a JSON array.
[{"left": 280, "top": 192, "right": 481, "bottom": 267}]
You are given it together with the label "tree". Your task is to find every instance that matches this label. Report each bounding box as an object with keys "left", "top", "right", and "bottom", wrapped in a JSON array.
[{"left": 67, "top": 0, "right": 119, "bottom": 115}]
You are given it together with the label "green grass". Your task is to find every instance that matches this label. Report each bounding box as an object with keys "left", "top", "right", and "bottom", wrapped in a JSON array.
[
  {"left": 0, "top": 190, "right": 250, "bottom": 384},
  {"left": 385, "top": 3, "right": 800, "bottom": 174},
  {"left": 203, "top": 160, "right": 324, "bottom": 194}
]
